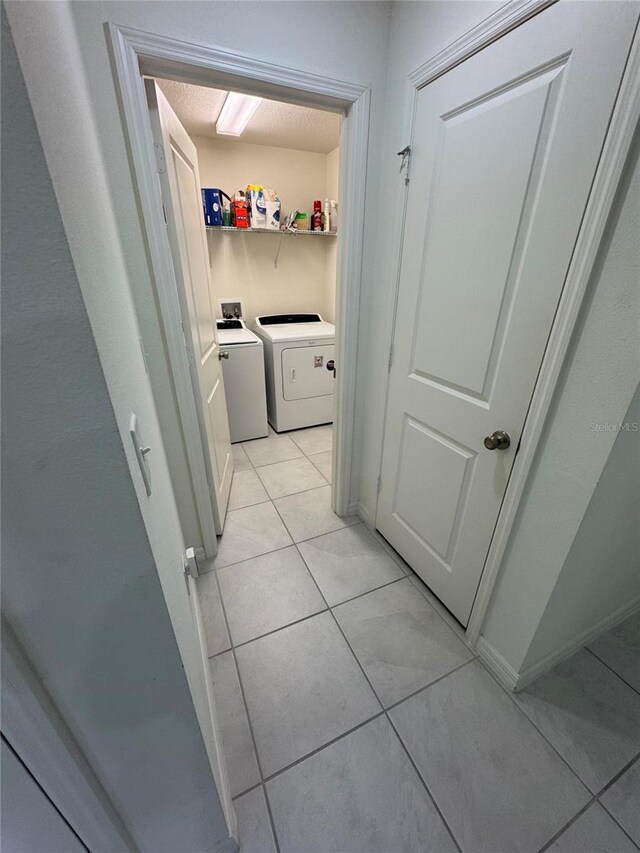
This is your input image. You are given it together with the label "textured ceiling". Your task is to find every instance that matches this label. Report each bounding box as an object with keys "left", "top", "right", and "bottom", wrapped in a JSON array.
[{"left": 156, "top": 79, "right": 341, "bottom": 154}]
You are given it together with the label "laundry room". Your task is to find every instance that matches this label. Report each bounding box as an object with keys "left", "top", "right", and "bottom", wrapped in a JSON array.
[{"left": 156, "top": 78, "right": 340, "bottom": 446}]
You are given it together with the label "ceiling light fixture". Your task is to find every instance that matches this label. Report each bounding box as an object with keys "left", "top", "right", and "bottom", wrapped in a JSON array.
[{"left": 216, "top": 92, "right": 262, "bottom": 136}]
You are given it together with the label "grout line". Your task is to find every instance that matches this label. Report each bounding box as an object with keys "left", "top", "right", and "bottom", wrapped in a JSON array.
[
  {"left": 260, "top": 781, "right": 282, "bottom": 853},
  {"left": 251, "top": 452, "right": 329, "bottom": 474},
  {"left": 321, "top": 575, "right": 407, "bottom": 610},
  {"left": 213, "top": 572, "right": 409, "bottom": 658},
  {"left": 214, "top": 535, "right": 293, "bottom": 573},
  {"left": 227, "top": 496, "right": 271, "bottom": 513},
  {"left": 259, "top": 480, "right": 332, "bottom": 503},
  {"left": 596, "top": 751, "right": 640, "bottom": 799},
  {"left": 208, "top": 568, "right": 283, "bottom": 851},
  {"left": 272, "top": 482, "right": 333, "bottom": 505},
  {"left": 585, "top": 646, "right": 640, "bottom": 697},
  {"left": 316, "top": 568, "right": 465, "bottom": 853},
  {"left": 598, "top": 805, "right": 640, "bottom": 853},
  {"left": 258, "top": 709, "right": 387, "bottom": 784},
  {"left": 215, "top": 505, "right": 359, "bottom": 574},
  {"left": 324, "top": 608, "right": 465, "bottom": 852},
  {"left": 306, "top": 449, "right": 332, "bottom": 479},
  {"left": 268, "top": 486, "right": 356, "bottom": 552},
  {"left": 383, "top": 658, "right": 477, "bottom": 714},
  {"left": 219, "top": 606, "right": 330, "bottom": 654},
  {"left": 478, "top": 659, "right": 596, "bottom": 796},
  {"left": 211, "top": 575, "right": 416, "bottom": 662},
  {"left": 385, "top": 714, "right": 464, "bottom": 853},
  {"left": 536, "top": 796, "right": 597, "bottom": 853},
  {"left": 479, "top": 652, "right": 640, "bottom": 851},
  {"left": 289, "top": 519, "right": 363, "bottom": 547},
  {"left": 216, "top": 540, "right": 296, "bottom": 575},
  {"left": 596, "top": 753, "right": 640, "bottom": 853},
  {"left": 231, "top": 780, "right": 262, "bottom": 802}
]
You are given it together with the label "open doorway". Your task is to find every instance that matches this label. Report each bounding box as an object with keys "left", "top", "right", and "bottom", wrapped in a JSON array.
[{"left": 148, "top": 75, "right": 342, "bottom": 561}]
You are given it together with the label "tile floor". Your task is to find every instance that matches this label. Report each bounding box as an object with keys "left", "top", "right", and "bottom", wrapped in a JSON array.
[{"left": 199, "top": 426, "right": 640, "bottom": 853}]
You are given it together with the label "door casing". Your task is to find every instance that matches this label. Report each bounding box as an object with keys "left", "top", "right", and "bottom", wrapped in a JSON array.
[
  {"left": 108, "top": 24, "right": 370, "bottom": 557},
  {"left": 372, "top": 0, "right": 640, "bottom": 652}
]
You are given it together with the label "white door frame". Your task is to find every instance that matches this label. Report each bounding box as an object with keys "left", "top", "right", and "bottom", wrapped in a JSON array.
[
  {"left": 373, "top": 0, "right": 640, "bottom": 647},
  {"left": 108, "top": 25, "right": 369, "bottom": 541},
  {"left": 1, "top": 616, "right": 136, "bottom": 852}
]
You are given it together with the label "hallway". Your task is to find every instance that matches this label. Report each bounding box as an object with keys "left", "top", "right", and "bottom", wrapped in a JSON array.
[{"left": 198, "top": 427, "right": 640, "bottom": 853}]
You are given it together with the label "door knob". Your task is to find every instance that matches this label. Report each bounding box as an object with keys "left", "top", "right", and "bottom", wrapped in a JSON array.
[
  {"left": 484, "top": 430, "right": 511, "bottom": 450},
  {"left": 326, "top": 359, "right": 336, "bottom": 378},
  {"left": 218, "top": 350, "right": 229, "bottom": 360}
]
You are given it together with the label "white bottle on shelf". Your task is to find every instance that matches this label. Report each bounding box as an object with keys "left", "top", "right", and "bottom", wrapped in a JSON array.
[
  {"left": 329, "top": 200, "right": 338, "bottom": 234},
  {"left": 323, "top": 198, "right": 330, "bottom": 233}
]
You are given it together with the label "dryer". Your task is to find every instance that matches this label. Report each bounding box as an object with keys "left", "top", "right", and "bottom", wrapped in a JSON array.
[
  {"left": 217, "top": 319, "right": 268, "bottom": 443},
  {"left": 253, "top": 313, "right": 335, "bottom": 432}
]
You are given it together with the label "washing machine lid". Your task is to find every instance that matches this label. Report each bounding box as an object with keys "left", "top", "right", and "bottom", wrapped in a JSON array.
[
  {"left": 216, "top": 319, "right": 261, "bottom": 346},
  {"left": 254, "top": 313, "right": 335, "bottom": 343}
]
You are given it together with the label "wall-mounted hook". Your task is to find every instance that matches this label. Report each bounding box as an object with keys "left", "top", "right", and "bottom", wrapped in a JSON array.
[{"left": 397, "top": 145, "right": 411, "bottom": 185}]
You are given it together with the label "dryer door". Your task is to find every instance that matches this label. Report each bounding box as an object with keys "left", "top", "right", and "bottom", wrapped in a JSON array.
[{"left": 282, "top": 344, "right": 335, "bottom": 401}]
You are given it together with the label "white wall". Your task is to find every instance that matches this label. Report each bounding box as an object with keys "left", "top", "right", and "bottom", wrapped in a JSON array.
[
  {"left": 1, "top": 9, "right": 226, "bottom": 850},
  {"left": 195, "top": 136, "right": 338, "bottom": 323},
  {"left": 481, "top": 133, "right": 640, "bottom": 675},
  {"left": 521, "top": 385, "right": 640, "bottom": 672}
]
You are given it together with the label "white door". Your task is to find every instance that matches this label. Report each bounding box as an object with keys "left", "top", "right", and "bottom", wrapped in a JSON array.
[
  {"left": 376, "top": 2, "right": 638, "bottom": 625},
  {"left": 146, "top": 80, "right": 232, "bottom": 534}
]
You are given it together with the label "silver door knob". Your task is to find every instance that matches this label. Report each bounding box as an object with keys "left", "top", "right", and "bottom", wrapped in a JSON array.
[
  {"left": 484, "top": 430, "right": 511, "bottom": 450},
  {"left": 218, "top": 350, "right": 229, "bottom": 360}
]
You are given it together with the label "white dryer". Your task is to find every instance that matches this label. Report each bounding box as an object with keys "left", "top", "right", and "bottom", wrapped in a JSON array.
[
  {"left": 253, "top": 313, "right": 335, "bottom": 432},
  {"left": 217, "top": 319, "right": 268, "bottom": 443}
]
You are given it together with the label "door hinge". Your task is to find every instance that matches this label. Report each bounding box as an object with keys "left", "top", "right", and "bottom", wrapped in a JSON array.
[
  {"left": 397, "top": 145, "right": 411, "bottom": 185},
  {"left": 377, "top": 474, "right": 383, "bottom": 495},
  {"left": 162, "top": 205, "right": 167, "bottom": 223},
  {"left": 181, "top": 321, "right": 190, "bottom": 352},
  {"left": 154, "top": 142, "right": 166, "bottom": 174},
  {"left": 388, "top": 344, "right": 394, "bottom": 372}
]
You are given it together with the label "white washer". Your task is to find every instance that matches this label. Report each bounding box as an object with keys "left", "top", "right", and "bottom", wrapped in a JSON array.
[
  {"left": 253, "top": 313, "right": 335, "bottom": 432},
  {"left": 217, "top": 319, "right": 268, "bottom": 443}
]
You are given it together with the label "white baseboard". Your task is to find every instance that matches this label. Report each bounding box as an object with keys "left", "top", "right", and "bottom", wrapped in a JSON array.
[
  {"left": 348, "top": 500, "right": 370, "bottom": 523},
  {"left": 515, "top": 595, "right": 640, "bottom": 690},
  {"left": 478, "top": 595, "right": 640, "bottom": 692},
  {"left": 475, "top": 636, "right": 520, "bottom": 691}
]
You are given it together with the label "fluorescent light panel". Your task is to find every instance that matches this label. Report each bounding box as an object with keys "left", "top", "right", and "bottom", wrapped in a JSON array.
[{"left": 216, "top": 92, "right": 262, "bottom": 136}]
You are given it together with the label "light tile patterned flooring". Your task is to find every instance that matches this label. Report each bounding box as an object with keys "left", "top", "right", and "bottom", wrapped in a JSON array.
[{"left": 199, "top": 425, "right": 640, "bottom": 853}]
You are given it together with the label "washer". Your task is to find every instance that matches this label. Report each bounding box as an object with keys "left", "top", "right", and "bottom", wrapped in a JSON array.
[
  {"left": 216, "top": 319, "right": 268, "bottom": 443},
  {"left": 254, "top": 313, "right": 335, "bottom": 432}
]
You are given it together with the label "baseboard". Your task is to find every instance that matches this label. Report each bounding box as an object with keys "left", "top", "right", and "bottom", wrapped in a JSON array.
[
  {"left": 348, "top": 500, "right": 370, "bottom": 524},
  {"left": 515, "top": 595, "right": 640, "bottom": 691},
  {"left": 476, "top": 636, "right": 519, "bottom": 691},
  {"left": 214, "top": 834, "right": 239, "bottom": 853}
]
